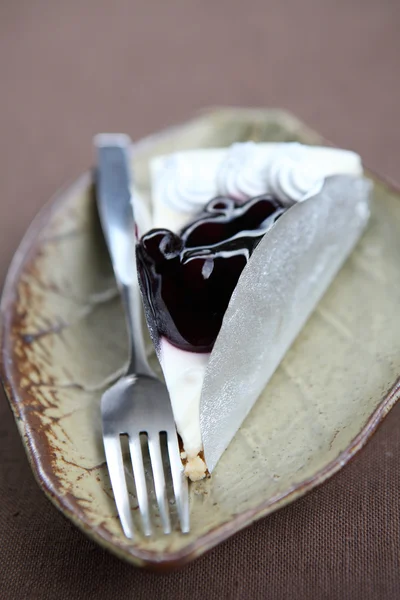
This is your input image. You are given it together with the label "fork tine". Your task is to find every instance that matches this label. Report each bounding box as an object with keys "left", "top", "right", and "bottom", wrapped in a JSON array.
[
  {"left": 129, "top": 435, "right": 152, "bottom": 537},
  {"left": 167, "top": 431, "right": 190, "bottom": 533},
  {"left": 103, "top": 436, "right": 134, "bottom": 539},
  {"left": 148, "top": 433, "right": 171, "bottom": 534}
]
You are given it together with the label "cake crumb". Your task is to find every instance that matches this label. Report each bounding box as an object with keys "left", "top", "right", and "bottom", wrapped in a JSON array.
[{"left": 185, "top": 455, "right": 207, "bottom": 482}]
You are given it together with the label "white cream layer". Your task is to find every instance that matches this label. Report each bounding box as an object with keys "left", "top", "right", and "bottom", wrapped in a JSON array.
[{"left": 158, "top": 338, "right": 209, "bottom": 480}]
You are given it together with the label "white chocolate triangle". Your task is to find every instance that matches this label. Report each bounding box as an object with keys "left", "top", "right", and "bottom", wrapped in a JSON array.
[{"left": 200, "top": 175, "right": 371, "bottom": 472}]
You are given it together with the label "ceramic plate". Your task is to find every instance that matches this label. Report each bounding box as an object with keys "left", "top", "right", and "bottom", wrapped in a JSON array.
[{"left": 2, "top": 108, "right": 400, "bottom": 570}]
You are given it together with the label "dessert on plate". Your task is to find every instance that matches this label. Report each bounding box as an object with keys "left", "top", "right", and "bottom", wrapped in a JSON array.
[{"left": 134, "top": 142, "right": 372, "bottom": 481}]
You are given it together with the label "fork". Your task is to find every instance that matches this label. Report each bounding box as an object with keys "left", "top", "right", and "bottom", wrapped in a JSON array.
[{"left": 94, "top": 133, "right": 189, "bottom": 539}]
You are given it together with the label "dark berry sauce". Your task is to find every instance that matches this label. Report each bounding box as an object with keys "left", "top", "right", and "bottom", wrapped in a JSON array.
[{"left": 136, "top": 195, "right": 286, "bottom": 353}]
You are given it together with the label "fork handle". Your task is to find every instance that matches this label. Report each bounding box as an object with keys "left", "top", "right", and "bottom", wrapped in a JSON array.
[{"left": 94, "top": 134, "right": 153, "bottom": 377}]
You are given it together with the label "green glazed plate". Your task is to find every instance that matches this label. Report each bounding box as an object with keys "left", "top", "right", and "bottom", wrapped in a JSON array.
[{"left": 1, "top": 108, "right": 400, "bottom": 570}]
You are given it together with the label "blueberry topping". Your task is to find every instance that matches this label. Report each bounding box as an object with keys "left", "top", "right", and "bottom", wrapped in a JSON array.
[{"left": 137, "top": 195, "right": 286, "bottom": 353}]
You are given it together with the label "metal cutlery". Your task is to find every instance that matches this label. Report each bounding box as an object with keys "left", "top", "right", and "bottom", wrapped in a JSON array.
[{"left": 94, "top": 133, "right": 189, "bottom": 538}]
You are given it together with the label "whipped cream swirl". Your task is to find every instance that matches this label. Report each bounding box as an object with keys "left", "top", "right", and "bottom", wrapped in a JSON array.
[
  {"left": 267, "top": 144, "right": 325, "bottom": 203},
  {"left": 153, "top": 153, "right": 220, "bottom": 213},
  {"left": 152, "top": 142, "right": 363, "bottom": 217},
  {"left": 217, "top": 142, "right": 270, "bottom": 201}
]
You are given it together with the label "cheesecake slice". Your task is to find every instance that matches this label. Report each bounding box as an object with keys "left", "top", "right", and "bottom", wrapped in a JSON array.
[{"left": 135, "top": 142, "right": 370, "bottom": 480}]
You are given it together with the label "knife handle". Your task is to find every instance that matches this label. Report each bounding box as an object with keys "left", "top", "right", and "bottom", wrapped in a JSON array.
[{"left": 94, "top": 134, "right": 153, "bottom": 377}]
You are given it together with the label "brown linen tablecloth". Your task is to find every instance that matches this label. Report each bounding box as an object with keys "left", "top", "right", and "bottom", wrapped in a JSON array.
[{"left": 1, "top": 2, "right": 400, "bottom": 598}]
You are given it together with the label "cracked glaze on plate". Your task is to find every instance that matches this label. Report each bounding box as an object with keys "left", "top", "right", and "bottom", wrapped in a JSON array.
[{"left": 2, "top": 108, "right": 400, "bottom": 570}]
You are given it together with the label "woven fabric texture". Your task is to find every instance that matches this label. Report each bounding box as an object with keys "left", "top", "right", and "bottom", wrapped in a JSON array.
[{"left": 1, "top": 1, "right": 400, "bottom": 598}]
